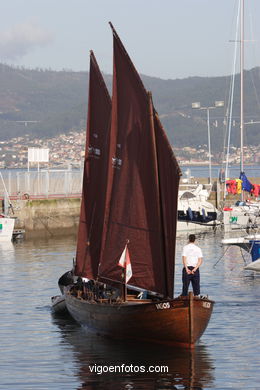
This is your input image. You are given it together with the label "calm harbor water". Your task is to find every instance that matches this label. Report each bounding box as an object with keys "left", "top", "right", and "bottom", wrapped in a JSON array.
[
  {"left": 181, "top": 164, "right": 260, "bottom": 179},
  {"left": 0, "top": 231, "right": 260, "bottom": 389}
]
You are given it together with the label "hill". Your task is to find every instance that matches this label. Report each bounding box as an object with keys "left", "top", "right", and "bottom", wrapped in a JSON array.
[{"left": 0, "top": 63, "right": 260, "bottom": 151}]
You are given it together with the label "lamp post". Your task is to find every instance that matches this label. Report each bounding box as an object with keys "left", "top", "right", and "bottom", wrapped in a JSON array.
[{"left": 192, "top": 101, "right": 224, "bottom": 185}]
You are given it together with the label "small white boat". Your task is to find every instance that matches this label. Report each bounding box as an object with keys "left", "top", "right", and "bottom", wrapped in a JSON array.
[
  {"left": 0, "top": 216, "right": 15, "bottom": 242},
  {"left": 0, "top": 173, "right": 15, "bottom": 241},
  {"left": 177, "top": 184, "right": 220, "bottom": 232},
  {"left": 51, "top": 295, "right": 68, "bottom": 314}
]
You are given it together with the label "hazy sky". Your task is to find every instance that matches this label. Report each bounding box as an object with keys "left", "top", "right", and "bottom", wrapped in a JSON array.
[{"left": 1, "top": 0, "right": 260, "bottom": 80}]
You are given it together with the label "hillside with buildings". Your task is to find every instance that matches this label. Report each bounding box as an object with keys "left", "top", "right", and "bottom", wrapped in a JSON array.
[
  {"left": 0, "top": 130, "right": 259, "bottom": 169},
  {"left": 0, "top": 63, "right": 260, "bottom": 162}
]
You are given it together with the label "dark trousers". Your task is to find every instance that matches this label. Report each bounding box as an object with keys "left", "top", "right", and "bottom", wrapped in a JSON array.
[{"left": 182, "top": 266, "right": 200, "bottom": 296}]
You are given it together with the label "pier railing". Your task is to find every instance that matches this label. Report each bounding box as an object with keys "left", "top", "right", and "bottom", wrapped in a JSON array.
[{"left": 0, "top": 170, "right": 83, "bottom": 200}]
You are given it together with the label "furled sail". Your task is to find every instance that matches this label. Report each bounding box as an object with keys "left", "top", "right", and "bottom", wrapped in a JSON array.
[
  {"left": 75, "top": 51, "right": 111, "bottom": 279},
  {"left": 98, "top": 23, "right": 181, "bottom": 298}
]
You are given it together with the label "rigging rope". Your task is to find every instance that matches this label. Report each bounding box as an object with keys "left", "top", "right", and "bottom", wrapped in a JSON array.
[{"left": 213, "top": 246, "right": 231, "bottom": 268}]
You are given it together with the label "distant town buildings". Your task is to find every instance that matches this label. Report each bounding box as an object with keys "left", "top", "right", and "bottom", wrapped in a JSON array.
[{"left": 0, "top": 130, "right": 259, "bottom": 168}]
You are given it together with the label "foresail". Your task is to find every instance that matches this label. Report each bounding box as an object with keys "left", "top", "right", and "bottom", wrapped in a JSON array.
[
  {"left": 153, "top": 107, "right": 181, "bottom": 297},
  {"left": 98, "top": 23, "right": 181, "bottom": 297},
  {"left": 75, "top": 51, "right": 111, "bottom": 279}
]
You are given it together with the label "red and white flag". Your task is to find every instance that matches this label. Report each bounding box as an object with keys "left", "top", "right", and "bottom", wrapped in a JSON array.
[{"left": 118, "top": 244, "right": 132, "bottom": 283}]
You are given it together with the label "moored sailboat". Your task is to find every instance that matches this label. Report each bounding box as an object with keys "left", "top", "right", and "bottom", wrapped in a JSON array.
[
  {"left": 64, "top": 23, "right": 214, "bottom": 348},
  {"left": 222, "top": 0, "right": 260, "bottom": 232},
  {"left": 0, "top": 173, "right": 15, "bottom": 242}
]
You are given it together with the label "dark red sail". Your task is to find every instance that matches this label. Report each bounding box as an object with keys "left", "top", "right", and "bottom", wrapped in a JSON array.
[
  {"left": 98, "top": 24, "right": 181, "bottom": 297},
  {"left": 75, "top": 51, "right": 111, "bottom": 279},
  {"left": 153, "top": 105, "right": 181, "bottom": 297}
]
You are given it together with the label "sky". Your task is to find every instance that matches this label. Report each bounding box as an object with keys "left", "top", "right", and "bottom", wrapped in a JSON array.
[{"left": 1, "top": 0, "right": 260, "bottom": 80}]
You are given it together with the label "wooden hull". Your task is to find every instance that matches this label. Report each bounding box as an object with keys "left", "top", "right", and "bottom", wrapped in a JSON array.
[{"left": 65, "top": 292, "right": 214, "bottom": 348}]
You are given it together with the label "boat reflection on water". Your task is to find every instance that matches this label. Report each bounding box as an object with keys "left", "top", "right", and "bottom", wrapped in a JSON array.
[{"left": 52, "top": 315, "right": 215, "bottom": 390}]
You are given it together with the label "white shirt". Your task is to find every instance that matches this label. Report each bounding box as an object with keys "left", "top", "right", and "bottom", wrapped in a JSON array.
[{"left": 182, "top": 243, "right": 203, "bottom": 267}]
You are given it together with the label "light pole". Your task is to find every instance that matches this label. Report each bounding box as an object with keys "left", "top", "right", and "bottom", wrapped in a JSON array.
[{"left": 192, "top": 101, "right": 224, "bottom": 185}]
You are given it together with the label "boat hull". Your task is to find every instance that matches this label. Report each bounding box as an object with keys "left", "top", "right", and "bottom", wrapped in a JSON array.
[
  {"left": 244, "top": 258, "right": 260, "bottom": 272},
  {"left": 177, "top": 220, "right": 219, "bottom": 233},
  {"left": 51, "top": 295, "right": 68, "bottom": 314},
  {"left": 0, "top": 217, "right": 15, "bottom": 242},
  {"left": 222, "top": 208, "right": 260, "bottom": 232},
  {"left": 65, "top": 292, "right": 214, "bottom": 348}
]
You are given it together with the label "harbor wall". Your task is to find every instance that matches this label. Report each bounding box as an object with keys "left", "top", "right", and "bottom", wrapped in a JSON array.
[
  {"left": 3, "top": 176, "right": 259, "bottom": 238},
  {"left": 0, "top": 169, "right": 82, "bottom": 199},
  {"left": 11, "top": 198, "right": 81, "bottom": 238}
]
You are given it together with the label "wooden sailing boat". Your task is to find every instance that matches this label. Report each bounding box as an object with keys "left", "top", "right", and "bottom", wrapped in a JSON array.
[{"left": 64, "top": 23, "right": 214, "bottom": 348}]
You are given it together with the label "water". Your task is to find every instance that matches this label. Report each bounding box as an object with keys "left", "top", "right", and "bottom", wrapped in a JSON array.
[
  {"left": 181, "top": 165, "right": 260, "bottom": 179},
  {"left": 0, "top": 232, "right": 260, "bottom": 389}
]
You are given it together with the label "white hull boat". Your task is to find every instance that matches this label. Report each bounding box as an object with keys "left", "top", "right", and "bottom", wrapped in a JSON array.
[
  {"left": 177, "top": 184, "right": 220, "bottom": 232},
  {"left": 222, "top": 202, "right": 260, "bottom": 233},
  {"left": 0, "top": 217, "right": 15, "bottom": 242},
  {"left": 244, "top": 259, "right": 260, "bottom": 272},
  {"left": 177, "top": 220, "right": 219, "bottom": 233}
]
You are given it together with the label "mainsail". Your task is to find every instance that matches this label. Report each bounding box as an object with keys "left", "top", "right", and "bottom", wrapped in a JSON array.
[
  {"left": 98, "top": 23, "right": 181, "bottom": 298},
  {"left": 75, "top": 51, "right": 111, "bottom": 279}
]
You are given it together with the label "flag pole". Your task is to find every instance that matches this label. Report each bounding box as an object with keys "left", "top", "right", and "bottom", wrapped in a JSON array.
[
  {"left": 123, "top": 268, "right": 127, "bottom": 302},
  {"left": 123, "top": 239, "right": 130, "bottom": 302},
  {"left": 121, "top": 263, "right": 127, "bottom": 302},
  {"left": 124, "top": 239, "right": 129, "bottom": 302},
  {"left": 118, "top": 239, "right": 130, "bottom": 302}
]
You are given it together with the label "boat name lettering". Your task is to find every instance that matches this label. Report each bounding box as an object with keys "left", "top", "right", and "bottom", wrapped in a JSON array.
[
  {"left": 202, "top": 302, "right": 211, "bottom": 309},
  {"left": 155, "top": 302, "right": 170, "bottom": 310}
]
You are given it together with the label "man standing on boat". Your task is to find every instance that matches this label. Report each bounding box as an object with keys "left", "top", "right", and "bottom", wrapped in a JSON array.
[{"left": 181, "top": 234, "right": 203, "bottom": 297}]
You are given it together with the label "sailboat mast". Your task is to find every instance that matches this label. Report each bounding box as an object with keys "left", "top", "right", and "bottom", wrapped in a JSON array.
[{"left": 240, "top": 0, "right": 244, "bottom": 175}]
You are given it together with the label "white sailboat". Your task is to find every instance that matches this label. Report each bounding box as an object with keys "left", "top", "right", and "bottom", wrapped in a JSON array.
[
  {"left": 0, "top": 173, "right": 15, "bottom": 242},
  {"left": 221, "top": 1, "right": 260, "bottom": 272}
]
